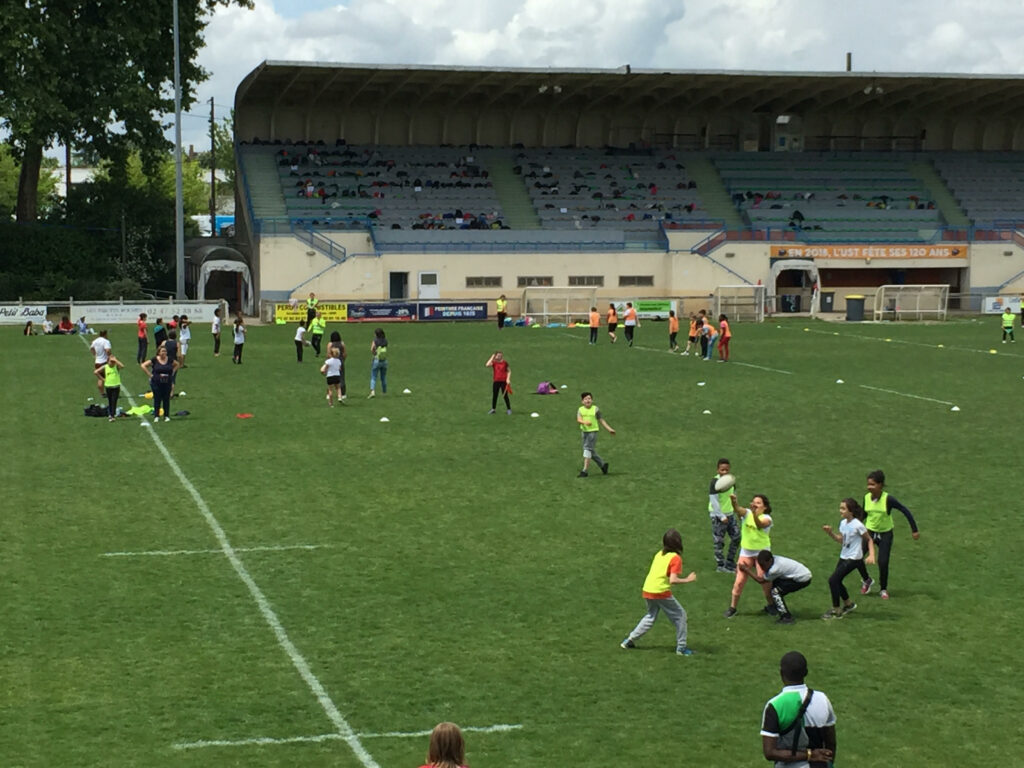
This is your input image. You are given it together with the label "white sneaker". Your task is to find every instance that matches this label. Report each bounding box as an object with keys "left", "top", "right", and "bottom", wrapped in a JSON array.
[
  {"left": 164, "top": 416, "right": 170, "bottom": 422},
  {"left": 368, "top": 391, "right": 375, "bottom": 399}
]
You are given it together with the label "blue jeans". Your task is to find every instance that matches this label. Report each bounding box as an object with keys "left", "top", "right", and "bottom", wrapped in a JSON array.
[
  {"left": 705, "top": 333, "right": 718, "bottom": 359},
  {"left": 370, "top": 358, "right": 388, "bottom": 393}
]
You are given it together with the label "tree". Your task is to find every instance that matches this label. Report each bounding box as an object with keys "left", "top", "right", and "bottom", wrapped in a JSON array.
[
  {"left": 0, "top": 144, "right": 60, "bottom": 220},
  {"left": 0, "top": 0, "right": 252, "bottom": 222},
  {"left": 196, "top": 112, "right": 236, "bottom": 211}
]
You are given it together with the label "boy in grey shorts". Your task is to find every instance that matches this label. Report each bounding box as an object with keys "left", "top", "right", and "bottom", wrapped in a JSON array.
[{"left": 576, "top": 392, "right": 615, "bottom": 477}]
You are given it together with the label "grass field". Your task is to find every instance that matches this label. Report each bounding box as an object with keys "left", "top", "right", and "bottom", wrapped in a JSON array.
[{"left": 2, "top": 315, "right": 1022, "bottom": 767}]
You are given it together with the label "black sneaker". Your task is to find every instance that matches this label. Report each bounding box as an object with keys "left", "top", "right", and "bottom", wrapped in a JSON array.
[
  {"left": 763, "top": 605, "right": 780, "bottom": 616},
  {"left": 620, "top": 638, "right": 636, "bottom": 649},
  {"left": 600, "top": 461, "right": 609, "bottom": 475},
  {"left": 577, "top": 471, "right": 589, "bottom": 478},
  {"left": 723, "top": 607, "right": 737, "bottom": 618},
  {"left": 776, "top": 615, "right": 796, "bottom": 625}
]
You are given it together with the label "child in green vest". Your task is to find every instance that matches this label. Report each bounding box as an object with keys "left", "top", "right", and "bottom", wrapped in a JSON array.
[
  {"left": 1002, "top": 307, "right": 1015, "bottom": 343},
  {"left": 620, "top": 529, "right": 697, "bottom": 655},
  {"left": 576, "top": 392, "right": 615, "bottom": 477}
]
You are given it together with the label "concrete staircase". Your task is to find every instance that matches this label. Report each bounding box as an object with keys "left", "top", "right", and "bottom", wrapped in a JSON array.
[
  {"left": 684, "top": 154, "right": 745, "bottom": 229},
  {"left": 908, "top": 160, "right": 970, "bottom": 227},
  {"left": 239, "top": 151, "right": 287, "bottom": 219},
  {"left": 481, "top": 151, "right": 541, "bottom": 229}
]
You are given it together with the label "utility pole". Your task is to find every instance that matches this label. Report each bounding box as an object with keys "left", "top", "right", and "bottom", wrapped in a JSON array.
[
  {"left": 172, "top": 0, "right": 186, "bottom": 299},
  {"left": 209, "top": 96, "right": 216, "bottom": 236}
]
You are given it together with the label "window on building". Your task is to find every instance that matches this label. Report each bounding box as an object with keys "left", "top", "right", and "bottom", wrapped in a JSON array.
[
  {"left": 517, "top": 276, "right": 554, "bottom": 287},
  {"left": 466, "top": 276, "right": 502, "bottom": 288},
  {"left": 568, "top": 275, "right": 604, "bottom": 287},
  {"left": 618, "top": 275, "right": 654, "bottom": 287}
]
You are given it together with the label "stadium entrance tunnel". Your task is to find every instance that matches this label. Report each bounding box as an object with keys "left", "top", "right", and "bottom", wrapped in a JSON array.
[
  {"left": 190, "top": 245, "right": 255, "bottom": 316},
  {"left": 770, "top": 259, "right": 821, "bottom": 316}
]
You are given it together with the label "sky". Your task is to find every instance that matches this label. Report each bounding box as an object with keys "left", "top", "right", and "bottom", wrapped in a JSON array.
[{"left": 150, "top": 0, "right": 1024, "bottom": 153}]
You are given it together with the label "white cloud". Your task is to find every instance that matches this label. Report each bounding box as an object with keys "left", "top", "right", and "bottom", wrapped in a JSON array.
[{"left": 174, "top": 0, "right": 1024, "bottom": 150}]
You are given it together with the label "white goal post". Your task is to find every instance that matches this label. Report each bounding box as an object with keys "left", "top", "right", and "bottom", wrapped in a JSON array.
[
  {"left": 714, "top": 284, "right": 766, "bottom": 323},
  {"left": 872, "top": 284, "right": 950, "bottom": 321},
  {"left": 521, "top": 286, "right": 598, "bottom": 325}
]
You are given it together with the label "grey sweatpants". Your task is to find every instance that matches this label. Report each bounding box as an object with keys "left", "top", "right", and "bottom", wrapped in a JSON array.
[{"left": 626, "top": 596, "right": 688, "bottom": 651}]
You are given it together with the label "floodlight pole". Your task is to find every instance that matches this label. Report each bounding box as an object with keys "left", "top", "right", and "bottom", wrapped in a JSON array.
[{"left": 172, "top": 0, "right": 186, "bottom": 299}]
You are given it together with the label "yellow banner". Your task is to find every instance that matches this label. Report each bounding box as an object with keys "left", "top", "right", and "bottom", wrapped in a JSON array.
[
  {"left": 275, "top": 302, "right": 348, "bottom": 322},
  {"left": 771, "top": 244, "right": 967, "bottom": 259}
]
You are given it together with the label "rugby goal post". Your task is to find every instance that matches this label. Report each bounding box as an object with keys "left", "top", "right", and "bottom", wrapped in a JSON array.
[
  {"left": 714, "top": 284, "right": 766, "bottom": 323},
  {"left": 521, "top": 286, "right": 597, "bottom": 325},
  {"left": 872, "top": 284, "right": 950, "bottom": 321}
]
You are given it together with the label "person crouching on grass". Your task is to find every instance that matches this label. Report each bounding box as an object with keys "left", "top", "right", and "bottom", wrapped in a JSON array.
[
  {"left": 723, "top": 492, "right": 775, "bottom": 618},
  {"left": 740, "top": 550, "right": 812, "bottom": 624},
  {"left": 620, "top": 528, "right": 697, "bottom": 655},
  {"left": 485, "top": 350, "right": 511, "bottom": 414},
  {"left": 576, "top": 391, "right": 614, "bottom": 477}
]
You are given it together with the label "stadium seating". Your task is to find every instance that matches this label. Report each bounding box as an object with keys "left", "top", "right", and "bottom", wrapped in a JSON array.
[
  {"left": 713, "top": 152, "right": 944, "bottom": 239},
  {"left": 930, "top": 152, "right": 1024, "bottom": 228}
]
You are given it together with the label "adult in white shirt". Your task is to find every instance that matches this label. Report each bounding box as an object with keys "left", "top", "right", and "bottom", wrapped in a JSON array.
[
  {"left": 89, "top": 330, "right": 112, "bottom": 395},
  {"left": 761, "top": 651, "right": 836, "bottom": 767}
]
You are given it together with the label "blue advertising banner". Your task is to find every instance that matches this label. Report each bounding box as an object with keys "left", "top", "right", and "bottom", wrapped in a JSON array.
[
  {"left": 417, "top": 303, "right": 488, "bottom": 321},
  {"left": 346, "top": 303, "right": 416, "bottom": 322}
]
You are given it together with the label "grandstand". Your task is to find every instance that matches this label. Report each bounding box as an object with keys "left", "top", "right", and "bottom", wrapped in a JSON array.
[{"left": 226, "top": 64, "right": 1024, "bottom": 314}]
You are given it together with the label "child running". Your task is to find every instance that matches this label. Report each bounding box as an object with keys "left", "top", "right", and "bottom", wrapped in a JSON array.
[
  {"left": 606, "top": 303, "right": 618, "bottom": 343},
  {"left": 717, "top": 313, "right": 732, "bottom": 362},
  {"left": 668, "top": 310, "right": 680, "bottom": 352},
  {"left": 822, "top": 497, "right": 876, "bottom": 619},
  {"left": 321, "top": 347, "right": 344, "bottom": 406},
  {"left": 862, "top": 469, "right": 919, "bottom": 600},
  {"left": 576, "top": 391, "right": 614, "bottom": 477},
  {"left": 620, "top": 528, "right": 697, "bottom": 655},
  {"left": 485, "top": 350, "right": 512, "bottom": 414}
]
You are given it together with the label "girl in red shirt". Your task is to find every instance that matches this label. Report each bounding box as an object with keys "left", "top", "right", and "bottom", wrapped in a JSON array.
[
  {"left": 485, "top": 351, "right": 511, "bottom": 414},
  {"left": 718, "top": 313, "right": 732, "bottom": 362}
]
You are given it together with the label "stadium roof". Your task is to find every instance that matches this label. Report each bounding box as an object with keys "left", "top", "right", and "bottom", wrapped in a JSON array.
[{"left": 236, "top": 62, "right": 1024, "bottom": 119}]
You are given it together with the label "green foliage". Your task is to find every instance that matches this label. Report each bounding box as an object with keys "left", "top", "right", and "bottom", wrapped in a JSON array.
[
  {"left": 0, "top": 144, "right": 61, "bottom": 219},
  {"left": 0, "top": 318, "right": 1020, "bottom": 766},
  {"left": 0, "top": 0, "right": 253, "bottom": 220},
  {"left": 0, "top": 220, "right": 116, "bottom": 298}
]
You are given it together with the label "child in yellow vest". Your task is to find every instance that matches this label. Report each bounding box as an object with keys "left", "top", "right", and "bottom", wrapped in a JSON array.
[
  {"left": 723, "top": 492, "right": 775, "bottom": 618},
  {"left": 620, "top": 529, "right": 697, "bottom": 655}
]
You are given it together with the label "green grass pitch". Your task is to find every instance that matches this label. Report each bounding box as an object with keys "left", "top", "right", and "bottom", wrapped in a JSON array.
[{"left": 1, "top": 316, "right": 1021, "bottom": 767}]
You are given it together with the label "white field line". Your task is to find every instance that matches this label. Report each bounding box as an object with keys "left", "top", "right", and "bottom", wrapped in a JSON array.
[
  {"left": 173, "top": 723, "right": 524, "bottom": 751},
  {"left": 559, "top": 330, "right": 795, "bottom": 373},
  {"left": 799, "top": 325, "right": 1024, "bottom": 357},
  {"left": 857, "top": 384, "right": 955, "bottom": 406},
  {"left": 79, "top": 337, "right": 380, "bottom": 768},
  {"left": 102, "top": 544, "right": 330, "bottom": 558}
]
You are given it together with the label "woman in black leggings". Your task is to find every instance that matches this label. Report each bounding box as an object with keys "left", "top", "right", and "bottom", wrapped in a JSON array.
[{"left": 141, "top": 346, "right": 178, "bottom": 422}]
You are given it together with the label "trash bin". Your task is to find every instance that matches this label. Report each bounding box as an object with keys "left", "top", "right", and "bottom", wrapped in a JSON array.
[
  {"left": 780, "top": 294, "right": 802, "bottom": 313},
  {"left": 845, "top": 294, "right": 866, "bottom": 322},
  {"left": 820, "top": 291, "right": 835, "bottom": 312}
]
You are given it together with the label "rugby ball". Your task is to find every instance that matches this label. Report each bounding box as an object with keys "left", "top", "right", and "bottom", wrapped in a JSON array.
[{"left": 714, "top": 473, "right": 737, "bottom": 493}]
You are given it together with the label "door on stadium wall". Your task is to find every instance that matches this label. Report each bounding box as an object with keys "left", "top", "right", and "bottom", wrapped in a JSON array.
[
  {"left": 418, "top": 271, "right": 440, "bottom": 300},
  {"left": 389, "top": 272, "right": 408, "bottom": 300}
]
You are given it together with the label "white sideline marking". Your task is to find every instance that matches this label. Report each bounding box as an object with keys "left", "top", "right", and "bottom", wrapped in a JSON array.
[
  {"left": 173, "top": 723, "right": 523, "bottom": 751},
  {"left": 79, "top": 337, "right": 380, "bottom": 768},
  {"left": 731, "top": 361, "right": 794, "bottom": 375},
  {"left": 102, "top": 544, "right": 330, "bottom": 558},
  {"left": 857, "top": 384, "right": 954, "bottom": 406},
  {"left": 560, "top": 330, "right": 794, "bottom": 372}
]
